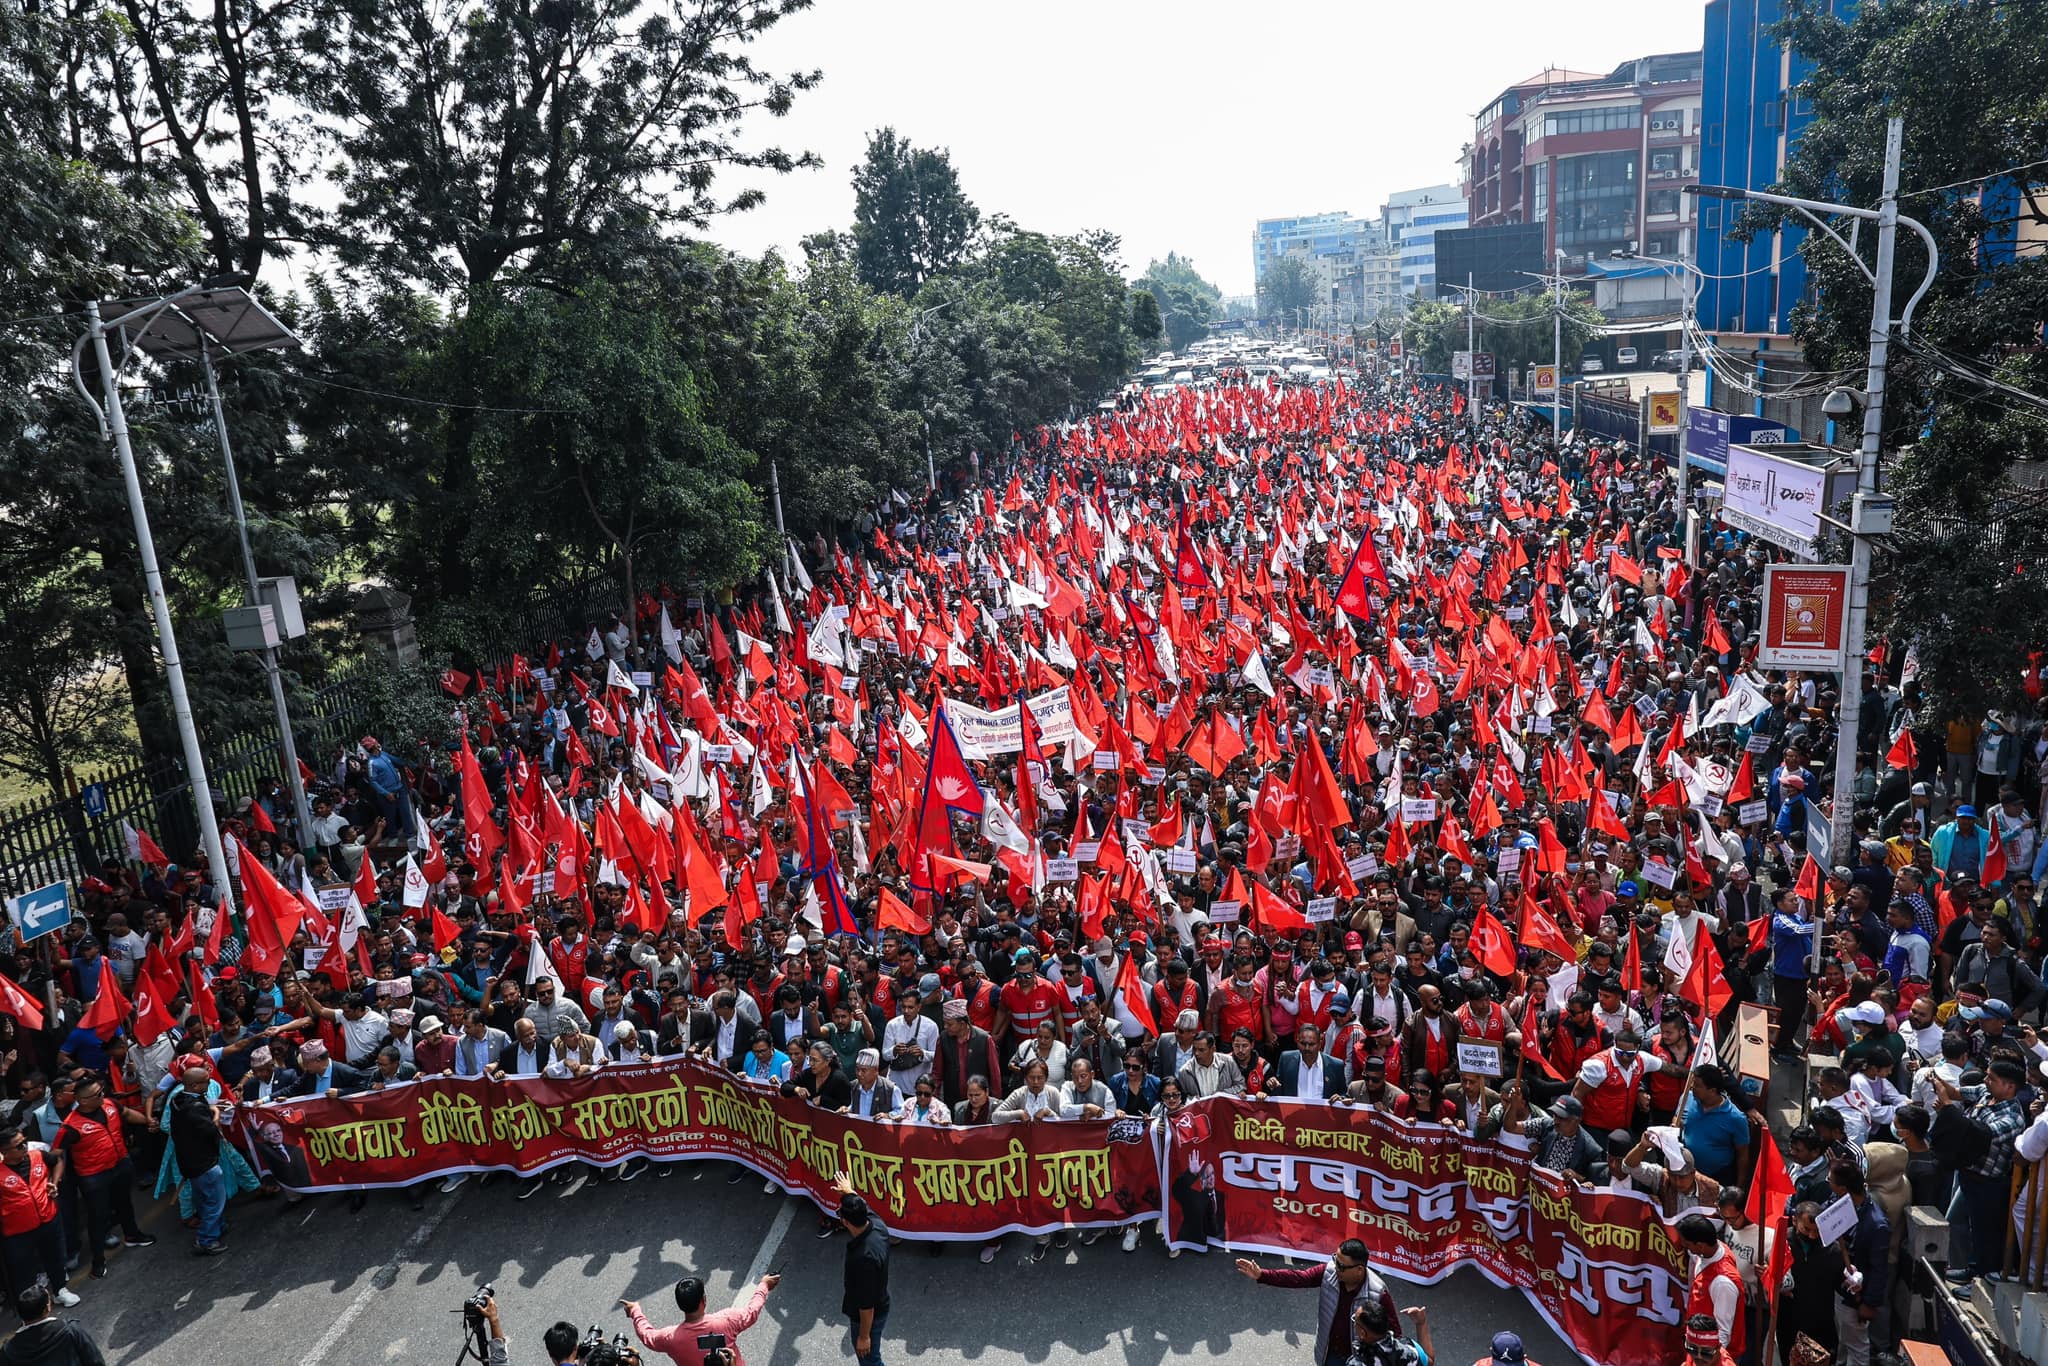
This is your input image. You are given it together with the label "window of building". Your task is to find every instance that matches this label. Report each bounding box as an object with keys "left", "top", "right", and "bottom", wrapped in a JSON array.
[
  {"left": 1552, "top": 151, "right": 1639, "bottom": 258},
  {"left": 1649, "top": 150, "right": 1682, "bottom": 176},
  {"left": 1532, "top": 162, "right": 1549, "bottom": 223},
  {"left": 1647, "top": 189, "right": 1680, "bottom": 217},
  {"left": 1645, "top": 232, "right": 1680, "bottom": 258},
  {"left": 1542, "top": 106, "right": 1642, "bottom": 138}
]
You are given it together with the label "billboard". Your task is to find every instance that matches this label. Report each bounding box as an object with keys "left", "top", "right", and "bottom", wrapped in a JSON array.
[
  {"left": 1648, "top": 392, "right": 1682, "bottom": 433},
  {"left": 1721, "top": 444, "right": 1852, "bottom": 560},
  {"left": 1532, "top": 364, "right": 1558, "bottom": 395},
  {"left": 1760, "top": 563, "right": 1851, "bottom": 670},
  {"left": 1433, "top": 223, "right": 1545, "bottom": 297},
  {"left": 1452, "top": 351, "right": 1497, "bottom": 380}
]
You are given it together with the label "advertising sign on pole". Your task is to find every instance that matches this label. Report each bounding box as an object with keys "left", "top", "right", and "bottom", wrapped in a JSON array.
[
  {"left": 1532, "top": 364, "right": 1558, "bottom": 396},
  {"left": 1648, "top": 392, "right": 1682, "bottom": 433},
  {"left": 1759, "top": 563, "right": 1852, "bottom": 670}
]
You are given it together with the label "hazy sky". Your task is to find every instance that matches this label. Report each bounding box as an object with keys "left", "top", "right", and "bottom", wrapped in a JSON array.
[{"left": 710, "top": 0, "right": 1709, "bottom": 297}]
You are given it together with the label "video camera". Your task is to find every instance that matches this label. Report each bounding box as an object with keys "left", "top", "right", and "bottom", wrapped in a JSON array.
[
  {"left": 575, "top": 1324, "right": 642, "bottom": 1366},
  {"left": 693, "top": 1333, "right": 734, "bottom": 1366},
  {"left": 456, "top": 1285, "right": 495, "bottom": 1363}
]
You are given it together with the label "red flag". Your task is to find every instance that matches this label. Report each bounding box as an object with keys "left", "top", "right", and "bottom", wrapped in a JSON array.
[
  {"left": 0, "top": 975, "right": 44, "bottom": 1031},
  {"left": 1469, "top": 904, "right": 1518, "bottom": 976},
  {"left": 1334, "top": 533, "right": 1389, "bottom": 618},
  {"left": 430, "top": 904, "right": 463, "bottom": 954},
  {"left": 1517, "top": 893, "right": 1577, "bottom": 962},
  {"left": 1521, "top": 993, "right": 1563, "bottom": 1081},
  {"left": 1251, "top": 878, "right": 1308, "bottom": 933},
  {"left": 1294, "top": 730, "right": 1353, "bottom": 831},
  {"left": 248, "top": 802, "right": 276, "bottom": 835},
  {"left": 1884, "top": 726, "right": 1916, "bottom": 772},
  {"left": 1983, "top": 817, "right": 2008, "bottom": 887},
  {"left": 1793, "top": 855, "right": 1822, "bottom": 904},
  {"left": 1678, "top": 921, "right": 1733, "bottom": 1019},
  {"left": 79, "top": 971, "right": 132, "bottom": 1040},
  {"left": 1621, "top": 926, "right": 1644, "bottom": 994},
  {"left": 878, "top": 887, "right": 930, "bottom": 936},
  {"left": 1115, "top": 950, "right": 1158, "bottom": 1037}
]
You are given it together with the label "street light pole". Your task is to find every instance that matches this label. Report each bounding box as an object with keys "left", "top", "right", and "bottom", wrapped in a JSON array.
[
  {"left": 76, "top": 299, "right": 237, "bottom": 910},
  {"left": 1466, "top": 271, "right": 1477, "bottom": 422},
  {"left": 1552, "top": 250, "right": 1564, "bottom": 437},
  {"left": 199, "top": 345, "right": 315, "bottom": 847},
  {"left": 1689, "top": 115, "right": 1937, "bottom": 866}
]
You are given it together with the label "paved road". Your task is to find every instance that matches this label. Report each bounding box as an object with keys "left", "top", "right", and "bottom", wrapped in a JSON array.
[{"left": 56, "top": 1165, "right": 1573, "bottom": 1366}]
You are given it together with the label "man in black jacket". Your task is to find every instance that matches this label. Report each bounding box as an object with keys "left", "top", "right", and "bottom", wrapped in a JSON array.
[
  {"left": 832, "top": 1177, "right": 889, "bottom": 1366},
  {"left": 931, "top": 1001, "right": 1000, "bottom": 1107},
  {"left": 1, "top": 1285, "right": 104, "bottom": 1366}
]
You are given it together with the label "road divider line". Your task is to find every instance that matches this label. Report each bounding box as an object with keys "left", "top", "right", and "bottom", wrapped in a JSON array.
[{"left": 297, "top": 1192, "right": 463, "bottom": 1366}]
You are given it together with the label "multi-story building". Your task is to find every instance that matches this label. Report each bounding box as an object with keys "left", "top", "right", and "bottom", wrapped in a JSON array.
[
  {"left": 1381, "top": 184, "right": 1468, "bottom": 303},
  {"left": 1461, "top": 54, "right": 1702, "bottom": 271},
  {"left": 1694, "top": 0, "right": 1860, "bottom": 437},
  {"left": 1251, "top": 212, "right": 1376, "bottom": 296}
]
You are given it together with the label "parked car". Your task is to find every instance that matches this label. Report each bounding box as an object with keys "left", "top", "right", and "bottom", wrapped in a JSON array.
[
  {"left": 1653, "top": 347, "right": 1696, "bottom": 372},
  {"left": 1580, "top": 355, "right": 1605, "bottom": 374},
  {"left": 1615, "top": 346, "right": 1639, "bottom": 368}
]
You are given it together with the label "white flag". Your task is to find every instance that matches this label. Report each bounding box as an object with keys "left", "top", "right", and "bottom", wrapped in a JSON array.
[
  {"left": 787, "top": 538, "right": 814, "bottom": 593},
  {"left": 659, "top": 606, "right": 683, "bottom": 665},
  {"left": 1242, "top": 651, "right": 1275, "bottom": 698},
  {"left": 586, "top": 627, "right": 604, "bottom": 660},
  {"left": 401, "top": 855, "right": 430, "bottom": 909}
]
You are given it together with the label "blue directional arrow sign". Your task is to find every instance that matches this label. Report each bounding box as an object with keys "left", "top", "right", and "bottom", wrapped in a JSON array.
[{"left": 8, "top": 883, "right": 73, "bottom": 943}]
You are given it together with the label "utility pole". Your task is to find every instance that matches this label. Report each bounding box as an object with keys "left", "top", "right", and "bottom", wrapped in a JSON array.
[
  {"left": 1466, "top": 271, "right": 1477, "bottom": 421},
  {"left": 1551, "top": 251, "right": 1564, "bottom": 436},
  {"left": 76, "top": 299, "right": 236, "bottom": 910},
  {"left": 200, "top": 345, "right": 315, "bottom": 847},
  {"left": 1690, "top": 115, "right": 1936, "bottom": 868}
]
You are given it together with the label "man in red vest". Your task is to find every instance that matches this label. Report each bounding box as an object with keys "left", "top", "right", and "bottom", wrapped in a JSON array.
[
  {"left": 1677, "top": 1213, "right": 1744, "bottom": 1359},
  {"left": 0, "top": 1126, "right": 77, "bottom": 1307},
  {"left": 1570, "top": 1028, "right": 1666, "bottom": 1133},
  {"left": 51, "top": 1077, "right": 155, "bottom": 1279}
]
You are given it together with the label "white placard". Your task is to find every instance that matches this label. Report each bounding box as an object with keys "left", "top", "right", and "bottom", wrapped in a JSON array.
[
  {"left": 1274, "top": 835, "right": 1302, "bottom": 860},
  {"left": 1045, "top": 857, "right": 1079, "bottom": 883},
  {"left": 1093, "top": 749, "right": 1121, "bottom": 770},
  {"left": 705, "top": 744, "right": 734, "bottom": 764},
  {"left": 1400, "top": 797, "right": 1440, "bottom": 824},
  {"left": 1640, "top": 860, "right": 1678, "bottom": 890},
  {"left": 631, "top": 671, "right": 654, "bottom": 689},
  {"left": 1208, "top": 899, "right": 1242, "bottom": 924},
  {"left": 1074, "top": 841, "right": 1102, "bottom": 863},
  {"left": 1531, "top": 714, "right": 1553, "bottom": 735},
  {"left": 1815, "top": 1193, "right": 1857, "bottom": 1248},
  {"left": 1457, "top": 1040, "right": 1504, "bottom": 1078},
  {"left": 1745, "top": 732, "right": 1773, "bottom": 754},
  {"left": 1737, "top": 799, "right": 1768, "bottom": 825},
  {"left": 1306, "top": 666, "right": 1336, "bottom": 690},
  {"left": 1347, "top": 855, "right": 1378, "bottom": 881},
  {"left": 1122, "top": 818, "right": 1149, "bottom": 844},
  {"left": 1143, "top": 765, "right": 1167, "bottom": 786},
  {"left": 1167, "top": 848, "right": 1198, "bottom": 875},
  {"left": 316, "top": 887, "right": 352, "bottom": 911},
  {"left": 1304, "top": 896, "right": 1338, "bottom": 923},
  {"left": 1496, "top": 847, "right": 1522, "bottom": 878}
]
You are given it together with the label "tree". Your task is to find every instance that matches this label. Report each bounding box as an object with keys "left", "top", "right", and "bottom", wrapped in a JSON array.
[
  {"left": 1761, "top": 0, "right": 2048, "bottom": 719},
  {"left": 1137, "top": 253, "right": 1223, "bottom": 352},
  {"left": 851, "top": 128, "right": 980, "bottom": 298},
  {"left": 0, "top": 570, "right": 131, "bottom": 796},
  {"left": 315, "top": 0, "right": 821, "bottom": 610},
  {"left": 1401, "top": 299, "right": 1466, "bottom": 375},
  {"left": 1130, "top": 289, "right": 1163, "bottom": 344},
  {"left": 1257, "top": 256, "right": 1319, "bottom": 320}
]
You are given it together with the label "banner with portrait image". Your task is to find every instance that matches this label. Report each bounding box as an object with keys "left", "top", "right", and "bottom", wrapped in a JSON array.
[
  {"left": 1161, "top": 1098, "right": 1687, "bottom": 1366},
  {"left": 233, "top": 1058, "right": 1159, "bottom": 1241}
]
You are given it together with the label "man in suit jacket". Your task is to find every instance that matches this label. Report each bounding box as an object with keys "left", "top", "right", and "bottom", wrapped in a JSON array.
[
  {"left": 1265, "top": 1023, "right": 1348, "bottom": 1102},
  {"left": 1175, "top": 1033, "right": 1247, "bottom": 1098},
  {"left": 690, "top": 991, "right": 759, "bottom": 1072},
  {"left": 1401, "top": 986, "right": 1463, "bottom": 1083},
  {"left": 284, "top": 1040, "right": 370, "bottom": 1098}
]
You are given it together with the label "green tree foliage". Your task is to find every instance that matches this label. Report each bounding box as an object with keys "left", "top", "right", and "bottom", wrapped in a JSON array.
[
  {"left": 1257, "top": 256, "right": 1320, "bottom": 319},
  {"left": 0, "top": 0, "right": 1148, "bottom": 805},
  {"left": 1129, "top": 290, "right": 1163, "bottom": 344},
  {"left": 1765, "top": 0, "right": 2048, "bottom": 719},
  {"left": 1136, "top": 253, "right": 1223, "bottom": 352},
  {"left": 851, "top": 127, "right": 981, "bottom": 298}
]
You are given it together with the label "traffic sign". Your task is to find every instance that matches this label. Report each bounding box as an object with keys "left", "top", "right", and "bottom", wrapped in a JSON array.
[
  {"left": 7, "top": 882, "right": 73, "bottom": 943},
  {"left": 79, "top": 783, "right": 107, "bottom": 817}
]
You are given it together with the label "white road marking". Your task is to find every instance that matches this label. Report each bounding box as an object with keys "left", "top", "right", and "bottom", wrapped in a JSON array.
[
  {"left": 297, "top": 1194, "right": 462, "bottom": 1366},
  {"left": 742, "top": 1198, "right": 797, "bottom": 1287}
]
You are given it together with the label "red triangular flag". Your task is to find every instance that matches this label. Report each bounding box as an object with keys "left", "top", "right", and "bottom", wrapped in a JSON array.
[{"left": 79, "top": 971, "right": 132, "bottom": 1040}]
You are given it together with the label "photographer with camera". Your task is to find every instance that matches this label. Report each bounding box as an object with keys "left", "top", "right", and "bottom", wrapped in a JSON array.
[
  {"left": 460, "top": 1289, "right": 509, "bottom": 1366},
  {"left": 619, "top": 1272, "right": 779, "bottom": 1366}
]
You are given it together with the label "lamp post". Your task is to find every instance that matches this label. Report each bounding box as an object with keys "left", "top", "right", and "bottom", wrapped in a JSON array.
[
  {"left": 909, "top": 301, "right": 953, "bottom": 490},
  {"left": 1686, "top": 115, "right": 1941, "bottom": 866},
  {"left": 1610, "top": 250, "right": 1703, "bottom": 556}
]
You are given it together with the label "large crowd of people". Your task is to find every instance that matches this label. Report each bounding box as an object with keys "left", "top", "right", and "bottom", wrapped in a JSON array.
[{"left": 3, "top": 364, "right": 2046, "bottom": 1366}]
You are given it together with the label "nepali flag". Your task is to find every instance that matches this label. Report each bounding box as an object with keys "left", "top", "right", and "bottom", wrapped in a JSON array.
[
  {"left": 1334, "top": 531, "right": 1389, "bottom": 620},
  {"left": 794, "top": 755, "right": 860, "bottom": 938},
  {"left": 907, "top": 699, "right": 986, "bottom": 904},
  {"left": 1171, "top": 504, "right": 1210, "bottom": 589}
]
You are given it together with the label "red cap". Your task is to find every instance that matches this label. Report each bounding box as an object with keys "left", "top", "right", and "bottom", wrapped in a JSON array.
[
  {"left": 217, "top": 967, "right": 238, "bottom": 981},
  {"left": 1343, "top": 932, "right": 1365, "bottom": 950}
]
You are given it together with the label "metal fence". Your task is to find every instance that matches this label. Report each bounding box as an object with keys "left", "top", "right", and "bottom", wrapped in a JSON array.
[{"left": 0, "top": 662, "right": 382, "bottom": 898}]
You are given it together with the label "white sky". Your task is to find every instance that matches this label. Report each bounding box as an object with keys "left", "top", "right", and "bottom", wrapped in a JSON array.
[{"left": 710, "top": 0, "right": 1709, "bottom": 297}]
